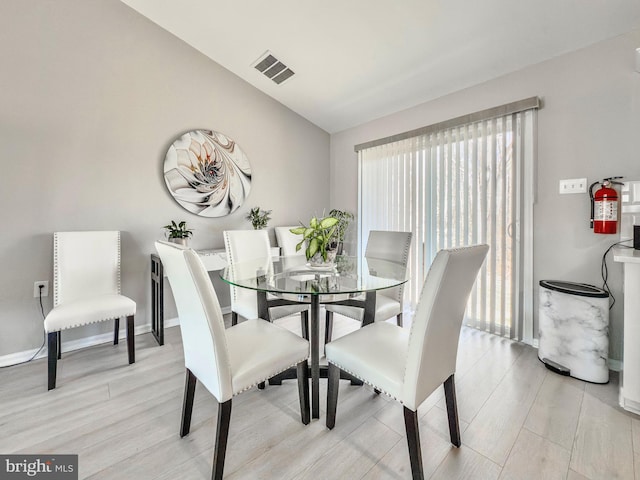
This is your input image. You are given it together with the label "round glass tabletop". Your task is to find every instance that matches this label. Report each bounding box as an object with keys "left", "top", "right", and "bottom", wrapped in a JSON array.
[{"left": 220, "top": 255, "right": 407, "bottom": 298}]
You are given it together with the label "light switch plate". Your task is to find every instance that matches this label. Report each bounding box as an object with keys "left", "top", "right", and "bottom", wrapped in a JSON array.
[{"left": 559, "top": 178, "right": 587, "bottom": 194}]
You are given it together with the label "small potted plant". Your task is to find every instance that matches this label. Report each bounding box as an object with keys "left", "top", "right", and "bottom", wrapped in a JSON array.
[
  {"left": 290, "top": 214, "right": 340, "bottom": 266},
  {"left": 329, "top": 209, "right": 354, "bottom": 254},
  {"left": 246, "top": 207, "right": 272, "bottom": 230},
  {"left": 163, "top": 220, "right": 193, "bottom": 246}
]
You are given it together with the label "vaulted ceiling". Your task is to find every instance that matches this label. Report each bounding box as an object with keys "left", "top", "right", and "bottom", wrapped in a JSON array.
[{"left": 120, "top": 0, "right": 640, "bottom": 133}]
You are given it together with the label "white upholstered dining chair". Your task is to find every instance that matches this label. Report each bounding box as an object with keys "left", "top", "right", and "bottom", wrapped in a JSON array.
[
  {"left": 44, "top": 231, "right": 136, "bottom": 390},
  {"left": 224, "top": 229, "right": 309, "bottom": 338},
  {"left": 274, "top": 226, "right": 305, "bottom": 256},
  {"left": 324, "top": 230, "right": 412, "bottom": 344},
  {"left": 155, "top": 241, "right": 310, "bottom": 480},
  {"left": 325, "top": 244, "right": 489, "bottom": 480}
]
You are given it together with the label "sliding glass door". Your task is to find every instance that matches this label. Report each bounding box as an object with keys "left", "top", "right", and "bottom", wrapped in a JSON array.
[{"left": 358, "top": 104, "right": 536, "bottom": 341}]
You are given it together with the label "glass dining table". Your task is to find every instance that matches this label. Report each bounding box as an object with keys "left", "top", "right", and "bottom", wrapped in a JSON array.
[{"left": 220, "top": 255, "right": 408, "bottom": 419}]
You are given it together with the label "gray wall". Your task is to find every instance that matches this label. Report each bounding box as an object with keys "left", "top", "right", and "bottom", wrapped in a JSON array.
[
  {"left": 2, "top": 1, "right": 637, "bottom": 363},
  {"left": 0, "top": 0, "right": 329, "bottom": 357},
  {"left": 330, "top": 29, "right": 640, "bottom": 361}
]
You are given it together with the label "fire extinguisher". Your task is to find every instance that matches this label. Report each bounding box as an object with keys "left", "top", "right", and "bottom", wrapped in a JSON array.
[{"left": 589, "top": 176, "right": 623, "bottom": 234}]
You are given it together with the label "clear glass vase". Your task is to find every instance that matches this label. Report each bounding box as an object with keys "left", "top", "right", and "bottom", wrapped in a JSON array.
[{"left": 308, "top": 248, "right": 337, "bottom": 268}]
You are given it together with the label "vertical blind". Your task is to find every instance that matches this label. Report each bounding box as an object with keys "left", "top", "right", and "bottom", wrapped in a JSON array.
[{"left": 357, "top": 100, "right": 537, "bottom": 341}]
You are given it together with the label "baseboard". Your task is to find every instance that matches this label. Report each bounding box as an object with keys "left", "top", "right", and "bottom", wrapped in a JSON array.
[
  {"left": 0, "top": 306, "right": 234, "bottom": 368},
  {"left": 0, "top": 321, "right": 163, "bottom": 368},
  {"left": 619, "top": 388, "right": 640, "bottom": 414},
  {"left": 608, "top": 358, "right": 622, "bottom": 372},
  {"left": 0, "top": 345, "right": 48, "bottom": 368}
]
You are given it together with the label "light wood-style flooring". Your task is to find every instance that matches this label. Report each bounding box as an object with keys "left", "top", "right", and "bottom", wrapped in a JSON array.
[{"left": 1, "top": 312, "right": 638, "bottom": 480}]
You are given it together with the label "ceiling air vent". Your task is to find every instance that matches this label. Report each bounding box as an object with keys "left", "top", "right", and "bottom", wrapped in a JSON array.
[{"left": 253, "top": 51, "right": 295, "bottom": 85}]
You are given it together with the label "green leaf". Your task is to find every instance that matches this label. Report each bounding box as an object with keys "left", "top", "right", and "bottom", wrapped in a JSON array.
[
  {"left": 290, "top": 226, "right": 306, "bottom": 235},
  {"left": 326, "top": 225, "right": 337, "bottom": 242},
  {"left": 303, "top": 228, "right": 314, "bottom": 239},
  {"left": 307, "top": 238, "right": 319, "bottom": 258},
  {"left": 309, "top": 217, "right": 318, "bottom": 229},
  {"left": 319, "top": 217, "right": 339, "bottom": 229}
]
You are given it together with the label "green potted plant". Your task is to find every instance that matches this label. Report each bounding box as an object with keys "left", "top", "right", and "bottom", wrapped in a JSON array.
[
  {"left": 246, "top": 207, "right": 272, "bottom": 230},
  {"left": 328, "top": 209, "right": 354, "bottom": 254},
  {"left": 290, "top": 215, "right": 339, "bottom": 266},
  {"left": 163, "top": 220, "right": 193, "bottom": 246}
]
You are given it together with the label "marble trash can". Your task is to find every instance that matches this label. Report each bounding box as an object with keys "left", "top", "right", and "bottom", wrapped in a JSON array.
[{"left": 538, "top": 280, "right": 609, "bottom": 384}]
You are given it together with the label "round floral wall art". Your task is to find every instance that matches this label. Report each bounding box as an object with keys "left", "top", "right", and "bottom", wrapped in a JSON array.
[{"left": 163, "top": 130, "right": 252, "bottom": 217}]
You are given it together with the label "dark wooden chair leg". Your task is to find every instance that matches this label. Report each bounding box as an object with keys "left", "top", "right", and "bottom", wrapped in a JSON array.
[
  {"left": 296, "top": 361, "right": 310, "bottom": 425},
  {"left": 324, "top": 311, "right": 334, "bottom": 346},
  {"left": 349, "top": 377, "right": 363, "bottom": 386},
  {"left": 231, "top": 311, "right": 238, "bottom": 326},
  {"left": 301, "top": 310, "right": 309, "bottom": 340},
  {"left": 326, "top": 363, "right": 340, "bottom": 429},
  {"left": 47, "top": 332, "right": 58, "bottom": 390},
  {"left": 212, "top": 399, "right": 232, "bottom": 480},
  {"left": 396, "top": 312, "right": 403, "bottom": 327},
  {"left": 444, "top": 374, "right": 461, "bottom": 447},
  {"left": 113, "top": 318, "right": 120, "bottom": 345},
  {"left": 180, "top": 369, "right": 197, "bottom": 437},
  {"left": 126, "top": 315, "right": 135, "bottom": 364},
  {"left": 403, "top": 406, "right": 424, "bottom": 480},
  {"left": 268, "top": 367, "right": 298, "bottom": 386},
  {"left": 57, "top": 331, "right": 61, "bottom": 359}
]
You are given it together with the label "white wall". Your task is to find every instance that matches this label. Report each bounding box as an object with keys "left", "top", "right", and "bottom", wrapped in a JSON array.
[
  {"left": 330, "top": 29, "right": 640, "bottom": 361},
  {"left": 0, "top": 0, "right": 329, "bottom": 357}
]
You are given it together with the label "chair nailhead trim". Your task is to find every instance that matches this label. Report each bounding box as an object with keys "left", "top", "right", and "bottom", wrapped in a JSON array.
[
  {"left": 46, "top": 312, "right": 135, "bottom": 333},
  {"left": 53, "top": 233, "right": 60, "bottom": 307},
  {"left": 396, "top": 233, "right": 412, "bottom": 303},
  {"left": 116, "top": 231, "right": 122, "bottom": 295},
  {"left": 233, "top": 355, "right": 310, "bottom": 396},
  {"left": 327, "top": 360, "right": 403, "bottom": 405}
]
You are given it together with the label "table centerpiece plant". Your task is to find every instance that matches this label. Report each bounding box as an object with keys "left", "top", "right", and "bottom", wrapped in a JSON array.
[
  {"left": 290, "top": 214, "right": 340, "bottom": 267},
  {"left": 163, "top": 220, "right": 193, "bottom": 246}
]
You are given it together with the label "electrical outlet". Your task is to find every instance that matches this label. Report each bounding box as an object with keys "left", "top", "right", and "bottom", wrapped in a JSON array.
[
  {"left": 559, "top": 178, "right": 588, "bottom": 194},
  {"left": 33, "top": 281, "right": 49, "bottom": 298}
]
